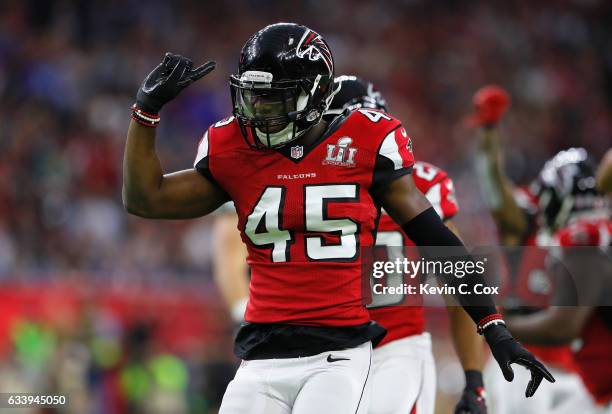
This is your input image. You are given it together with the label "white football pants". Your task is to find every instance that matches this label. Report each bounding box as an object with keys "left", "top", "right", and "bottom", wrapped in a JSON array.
[
  {"left": 369, "top": 333, "right": 436, "bottom": 414},
  {"left": 219, "top": 341, "right": 373, "bottom": 414}
]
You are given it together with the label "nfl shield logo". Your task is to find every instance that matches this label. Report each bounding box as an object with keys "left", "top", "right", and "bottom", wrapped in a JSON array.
[{"left": 290, "top": 145, "right": 304, "bottom": 159}]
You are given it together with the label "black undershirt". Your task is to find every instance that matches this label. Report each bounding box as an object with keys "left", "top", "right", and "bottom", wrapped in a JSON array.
[{"left": 234, "top": 321, "right": 386, "bottom": 360}]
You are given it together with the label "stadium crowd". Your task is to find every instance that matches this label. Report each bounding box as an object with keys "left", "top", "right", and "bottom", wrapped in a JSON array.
[{"left": 0, "top": 0, "right": 610, "bottom": 412}]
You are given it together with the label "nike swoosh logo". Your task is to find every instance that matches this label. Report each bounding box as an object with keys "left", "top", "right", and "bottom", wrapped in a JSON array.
[{"left": 327, "top": 355, "right": 350, "bottom": 363}]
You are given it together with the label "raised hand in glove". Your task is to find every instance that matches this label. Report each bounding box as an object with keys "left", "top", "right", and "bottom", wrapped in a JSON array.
[
  {"left": 136, "top": 53, "right": 216, "bottom": 114},
  {"left": 484, "top": 324, "right": 555, "bottom": 398},
  {"left": 455, "top": 371, "right": 487, "bottom": 414},
  {"left": 466, "top": 85, "right": 510, "bottom": 127}
]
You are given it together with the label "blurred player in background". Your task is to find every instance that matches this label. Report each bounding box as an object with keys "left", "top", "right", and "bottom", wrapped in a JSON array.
[
  {"left": 468, "top": 86, "right": 591, "bottom": 413},
  {"left": 328, "top": 76, "right": 488, "bottom": 414},
  {"left": 505, "top": 148, "right": 612, "bottom": 413}
]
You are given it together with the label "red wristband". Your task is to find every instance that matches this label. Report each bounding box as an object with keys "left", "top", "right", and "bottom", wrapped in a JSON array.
[
  {"left": 131, "top": 103, "right": 160, "bottom": 127},
  {"left": 477, "top": 313, "right": 504, "bottom": 334}
]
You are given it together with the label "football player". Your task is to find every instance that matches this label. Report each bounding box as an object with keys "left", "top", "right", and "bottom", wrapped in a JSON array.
[
  {"left": 468, "top": 87, "right": 590, "bottom": 413},
  {"left": 504, "top": 148, "right": 612, "bottom": 413},
  {"left": 123, "top": 23, "right": 553, "bottom": 413},
  {"left": 328, "top": 75, "right": 487, "bottom": 414}
]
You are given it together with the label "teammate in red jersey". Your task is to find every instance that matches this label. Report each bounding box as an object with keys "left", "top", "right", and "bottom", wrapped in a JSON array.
[
  {"left": 373, "top": 161, "right": 485, "bottom": 414},
  {"left": 504, "top": 148, "right": 612, "bottom": 412},
  {"left": 211, "top": 75, "right": 487, "bottom": 413},
  {"left": 123, "top": 23, "right": 553, "bottom": 413},
  {"left": 469, "top": 86, "right": 589, "bottom": 413},
  {"left": 329, "top": 75, "right": 486, "bottom": 414}
]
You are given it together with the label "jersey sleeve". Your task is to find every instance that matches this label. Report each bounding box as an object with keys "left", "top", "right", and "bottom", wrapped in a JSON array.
[
  {"left": 194, "top": 129, "right": 211, "bottom": 174},
  {"left": 193, "top": 127, "right": 230, "bottom": 197},
  {"left": 424, "top": 176, "right": 459, "bottom": 221},
  {"left": 371, "top": 125, "right": 415, "bottom": 194}
]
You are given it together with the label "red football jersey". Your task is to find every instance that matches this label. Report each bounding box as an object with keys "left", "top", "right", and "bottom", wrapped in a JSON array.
[
  {"left": 195, "top": 109, "right": 414, "bottom": 327},
  {"left": 370, "top": 161, "right": 458, "bottom": 347},
  {"left": 554, "top": 217, "right": 612, "bottom": 404}
]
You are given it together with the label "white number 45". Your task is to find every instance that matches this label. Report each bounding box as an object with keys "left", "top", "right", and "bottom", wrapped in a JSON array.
[{"left": 245, "top": 184, "right": 359, "bottom": 262}]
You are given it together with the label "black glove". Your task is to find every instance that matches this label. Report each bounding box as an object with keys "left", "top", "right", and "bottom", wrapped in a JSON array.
[
  {"left": 136, "top": 52, "right": 216, "bottom": 114},
  {"left": 455, "top": 370, "right": 487, "bottom": 414},
  {"left": 484, "top": 324, "right": 555, "bottom": 397}
]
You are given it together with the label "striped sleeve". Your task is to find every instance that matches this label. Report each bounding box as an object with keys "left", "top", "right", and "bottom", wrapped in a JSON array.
[
  {"left": 371, "top": 126, "right": 415, "bottom": 194},
  {"left": 194, "top": 130, "right": 209, "bottom": 169},
  {"left": 193, "top": 129, "right": 229, "bottom": 199},
  {"left": 424, "top": 176, "right": 459, "bottom": 221}
]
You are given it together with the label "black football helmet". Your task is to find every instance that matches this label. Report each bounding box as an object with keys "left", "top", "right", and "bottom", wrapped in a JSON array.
[
  {"left": 230, "top": 23, "right": 334, "bottom": 148},
  {"left": 325, "top": 75, "right": 388, "bottom": 116},
  {"left": 531, "top": 147, "right": 603, "bottom": 230}
]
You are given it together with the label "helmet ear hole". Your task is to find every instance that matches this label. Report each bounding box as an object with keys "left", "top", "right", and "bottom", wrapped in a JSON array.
[{"left": 306, "top": 109, "right": 320, "bottom": 122}]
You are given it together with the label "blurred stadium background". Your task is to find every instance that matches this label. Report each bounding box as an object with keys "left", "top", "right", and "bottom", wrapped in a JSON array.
[{"left": 0, "top": 0, "right": 610, "bottom": 412}]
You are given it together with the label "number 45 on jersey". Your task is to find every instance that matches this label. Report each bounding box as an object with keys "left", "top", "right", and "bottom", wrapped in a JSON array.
[{"left": 245, "top": 185, "right": 359, "bottom": 262}]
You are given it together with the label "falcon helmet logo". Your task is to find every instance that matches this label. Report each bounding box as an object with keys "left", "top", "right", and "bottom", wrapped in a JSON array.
[{"left": 295, "top": 29, "right": 334, "bottom": 75}]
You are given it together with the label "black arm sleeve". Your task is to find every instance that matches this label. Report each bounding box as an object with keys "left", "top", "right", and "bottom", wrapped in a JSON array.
[{"left": 401, "top": 207, "right": 498, "bottom": 325}]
